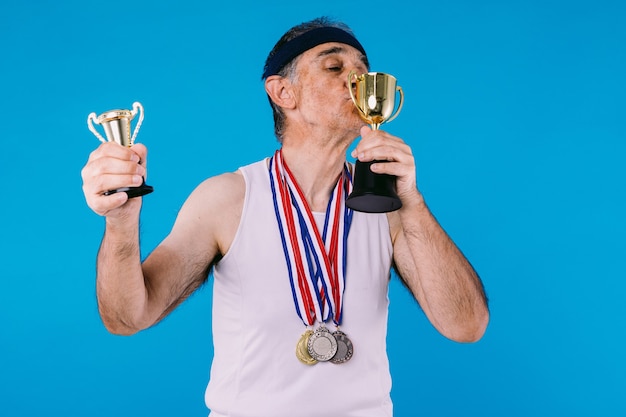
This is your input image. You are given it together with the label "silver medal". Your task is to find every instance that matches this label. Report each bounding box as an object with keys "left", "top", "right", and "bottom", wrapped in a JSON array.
[
  {"left": 330, "top": 330, "right": 354, "bottom": 364},
  {"left": 307, "top": 326, "right": 338, "bottom": 362}
]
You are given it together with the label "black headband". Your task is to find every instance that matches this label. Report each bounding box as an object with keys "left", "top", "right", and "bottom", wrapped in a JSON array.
[{"left": 262, "top": 26, "right": 367, "bottom": 79}]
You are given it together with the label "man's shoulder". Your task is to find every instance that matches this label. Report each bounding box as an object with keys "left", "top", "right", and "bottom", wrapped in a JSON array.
[
  {"left": 199, "top": 158, "right": 268, "bottom": 190},
  {"left": 180, "top": 157, "right": 270, "bottom": 221},
  {"left": 190, "top": 170, "right": 246, "bottom": 207}
]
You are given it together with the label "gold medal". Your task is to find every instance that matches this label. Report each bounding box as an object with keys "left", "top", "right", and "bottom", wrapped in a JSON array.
[{"left": 296, "top": 330, "right": 317, "bottom": 365}]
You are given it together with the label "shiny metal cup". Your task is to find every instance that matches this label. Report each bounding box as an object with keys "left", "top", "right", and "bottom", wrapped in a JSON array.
[
  {"left": 86, "top": 102, "right": 153, "bottom": 198},
  {"left": 347, "top": 72, "right": 404, "bottom": 213},
  {"left": 87, "top": 102, "right": 144, "bottom": 146},
  {"left": 348, "top": 71, "right": 404, "bottom": 130}
]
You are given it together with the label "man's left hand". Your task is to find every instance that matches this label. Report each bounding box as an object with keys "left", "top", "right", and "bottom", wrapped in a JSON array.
[{"left": 351, "top": 125, "right": 422, "bottom": 207}]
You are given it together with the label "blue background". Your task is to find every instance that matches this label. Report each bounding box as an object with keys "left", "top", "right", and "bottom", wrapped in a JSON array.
[{"left": 1, "top": 0, "right": 624, "bottom": 416}]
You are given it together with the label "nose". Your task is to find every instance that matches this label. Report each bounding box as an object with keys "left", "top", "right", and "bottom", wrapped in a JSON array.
[{"left": 346, "top": 69, "right": 362, "bottom": 92}]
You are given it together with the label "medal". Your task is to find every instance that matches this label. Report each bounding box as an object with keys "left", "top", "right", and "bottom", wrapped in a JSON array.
[
  {"left": 269, "top": 150, "right": 355, "bottom": 364},
  {"left": 330, "top": 329, "right": 354, "bottom": 364},
  {"left": 307, "top": 326, "right": 338, "bottom": 362},
  {"left": 296, "top": 330, "right": 317, "bottom": 365}
]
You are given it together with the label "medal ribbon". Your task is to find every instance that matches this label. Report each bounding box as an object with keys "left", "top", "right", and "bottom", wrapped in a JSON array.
[{"left": 269, "top": 150, "right": 353, "bottom": 327}]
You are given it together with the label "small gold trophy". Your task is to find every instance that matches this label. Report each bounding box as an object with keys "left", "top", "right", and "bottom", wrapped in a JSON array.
[
  {"left": 87, "top": 102, "right": 154, "bottom": 198},
  {"left": 347, "top": 71, "right": 404, "bottom": 213}
]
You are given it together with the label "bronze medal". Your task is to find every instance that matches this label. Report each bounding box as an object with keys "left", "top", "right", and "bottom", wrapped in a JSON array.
[
  {"left": 307, "top": 326, "right": 338, "bottom": 362},
  {"left": 296, "top": 330, "right": 317, "bottom": 365},
  {"left": 330, "top": 330, "right": 354, "bottom": 364}
]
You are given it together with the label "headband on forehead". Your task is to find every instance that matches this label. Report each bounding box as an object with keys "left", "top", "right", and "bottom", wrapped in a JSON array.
[{"left": 262, "top": 26, "right": 367, "bottom": 79}]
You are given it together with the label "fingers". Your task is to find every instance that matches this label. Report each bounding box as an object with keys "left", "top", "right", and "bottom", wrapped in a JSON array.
[
  {"left": 87, "top": 141, "right": 140, "bottom": 163},
  {"left": 81, "top": 142, "right": 147, "bottom": 216},
  {"left": 351, "top": 127, "right": 413, "bottom": 170},
  {"left": 86, "top": 189, "right": 131, "bottom": 216},
  {"left": 130, "top": 143, "right": 148, "bottom": 167},
  {"left": 351, "top": 127, "right": 419, "bottom": 200}
]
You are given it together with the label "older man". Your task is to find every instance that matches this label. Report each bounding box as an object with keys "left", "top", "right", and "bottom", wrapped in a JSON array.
[{"left": 81, "top": 16, "right": 489, "bottom": 417}]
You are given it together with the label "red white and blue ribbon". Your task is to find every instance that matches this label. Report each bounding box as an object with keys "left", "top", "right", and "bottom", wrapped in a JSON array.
[{"left": 269, "top": 150, "right": 353, "bottom": 327}]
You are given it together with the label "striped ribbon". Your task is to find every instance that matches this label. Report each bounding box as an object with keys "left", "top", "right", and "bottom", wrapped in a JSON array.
[{"left": 269, "top": 150, "right": 353, "bottom": 327}]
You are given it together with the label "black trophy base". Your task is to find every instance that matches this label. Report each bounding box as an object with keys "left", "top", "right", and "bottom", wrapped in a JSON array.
[
  {"left": 346, "top": 160, "right": 402, "bottom": 213},
  {"left": 104, "top": 180, "right": 154, "bottom": 199}
]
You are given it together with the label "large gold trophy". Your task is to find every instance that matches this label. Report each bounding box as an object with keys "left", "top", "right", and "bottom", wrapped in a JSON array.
[
  {"left": 87, "top": 102, "right": 154, "bottom": 198},
  {"left": 347, "top": 71, "right": 404, "bottom": 213}
]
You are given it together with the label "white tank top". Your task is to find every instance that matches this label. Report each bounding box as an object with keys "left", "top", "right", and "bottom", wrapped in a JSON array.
[{"left": 206, "top": 159, "right": 394, "bottom": 417}]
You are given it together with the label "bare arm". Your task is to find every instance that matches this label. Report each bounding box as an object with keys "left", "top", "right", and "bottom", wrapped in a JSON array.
[
  {"left": 388, "top": 197, "right": 489, "bottom": 342},
  {"left": 82, "top": 142, "right": 243, "bottom": 335},
  {"left": 353, "top": 126, "right": 489, "bottom": 342}
]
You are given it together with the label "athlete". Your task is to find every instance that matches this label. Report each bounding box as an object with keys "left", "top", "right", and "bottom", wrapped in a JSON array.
[{"left": 81, "top": 17, "right": 489, "bottom": 417}]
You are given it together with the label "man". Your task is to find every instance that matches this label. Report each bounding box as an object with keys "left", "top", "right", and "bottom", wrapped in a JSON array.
[{"left": 81, "top": 17, "right": 489, "bottom": 417}]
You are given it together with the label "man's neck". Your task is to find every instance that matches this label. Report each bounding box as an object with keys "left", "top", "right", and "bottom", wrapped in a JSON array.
[{"left": 280, "top": 135, "right": 352, "bottom": 213}]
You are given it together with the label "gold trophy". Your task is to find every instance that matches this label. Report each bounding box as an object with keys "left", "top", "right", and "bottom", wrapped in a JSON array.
[
  {"left": 347, "top": 71, "right": 404, "bottom": 213},
  {"left": 87, "top": 102, "right": 154, "bottom": 198}
]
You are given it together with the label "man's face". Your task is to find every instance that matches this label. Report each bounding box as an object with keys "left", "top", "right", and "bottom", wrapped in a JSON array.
[{"left": 290, "top": 42, "right": 370, "bottom": 136}]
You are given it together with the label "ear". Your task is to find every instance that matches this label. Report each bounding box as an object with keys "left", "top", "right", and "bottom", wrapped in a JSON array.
[{"left": 265, "top": 75, "right": 296, "bottom": 110}]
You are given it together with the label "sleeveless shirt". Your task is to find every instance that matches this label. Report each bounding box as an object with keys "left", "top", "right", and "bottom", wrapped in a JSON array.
[{"left": 205, "top": 159, "right": 394, "bottom": 417}]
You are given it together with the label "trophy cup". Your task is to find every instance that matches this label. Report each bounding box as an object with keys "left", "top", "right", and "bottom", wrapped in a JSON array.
[
  {"left": 347, "top": 71, "right": 404, "bottom": 213},
  {"left": 87, "top": 102, "right": 154, "bottom": 198}
]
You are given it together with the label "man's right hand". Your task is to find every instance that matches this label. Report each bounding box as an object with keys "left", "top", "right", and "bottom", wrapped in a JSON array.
[{"left": 81, "top": 142, "right": 148, "bottom": 219}]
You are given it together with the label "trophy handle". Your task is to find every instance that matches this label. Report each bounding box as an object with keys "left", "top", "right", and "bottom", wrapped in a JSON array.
[
  {"left": 348, "top": 70, "right": 365, "bottom": 116},
  {"left": 87, "top": 112, "right": 107, "bottom": 143},
  {"left": 385, "top": 86, "right": 404, "bottom": 124},
  {"left": 130, "top": 102, "right": 144, "bottom": 145}
]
